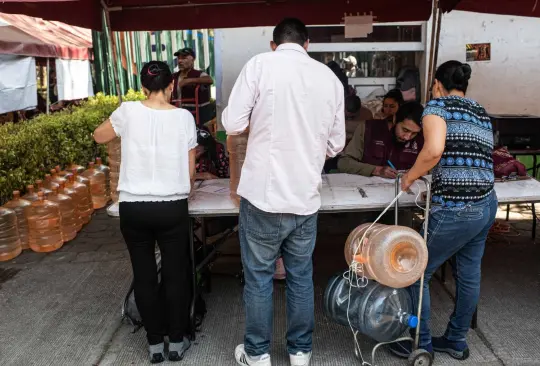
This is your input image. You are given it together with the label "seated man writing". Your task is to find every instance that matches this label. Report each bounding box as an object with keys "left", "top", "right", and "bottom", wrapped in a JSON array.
[{"left": 338, "top": 102, "right": 424, "bottom": 178}]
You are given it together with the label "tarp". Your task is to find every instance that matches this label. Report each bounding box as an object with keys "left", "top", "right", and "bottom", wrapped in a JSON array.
[
  {"left": 55, "top": 58, "right": 94, "bottom": 100},
  {"left": 0, "top": 0, "right": 434, "bottom": 31},
  {"left": 440, "top": 0, "right": 540, "bottom": 18},
  {"left": 0, "top": 12, "right": 92, "bottom": 59},
  {"left": 0, "top": 54, "right": 37, "bottom": 114}
]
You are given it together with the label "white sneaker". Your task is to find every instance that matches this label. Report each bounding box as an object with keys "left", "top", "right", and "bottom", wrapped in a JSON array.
[
  {"left": 289, "top": 351, "right": 312, "bottom": 366},
  {"left": 235, "top": 344, "right": 271, "bottom": 366}
]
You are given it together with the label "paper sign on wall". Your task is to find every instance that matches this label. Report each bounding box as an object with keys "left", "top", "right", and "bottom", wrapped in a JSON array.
[
  {"left": 466, "top": 43, "right": 491, "bottom": 62},
  {"left": 344, "top": 15, "right": 374, "bottom": 38}
]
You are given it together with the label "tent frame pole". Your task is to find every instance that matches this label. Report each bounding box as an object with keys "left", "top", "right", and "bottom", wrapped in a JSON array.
[
  {"left": 101, "top": 0, "right": 123, "bottom": 102},
  {"left": 46, "top": 57, "right": 50, "bottom": 114},
  {"left": 425, "top": 0, "right": 441, "bottom": 102}
]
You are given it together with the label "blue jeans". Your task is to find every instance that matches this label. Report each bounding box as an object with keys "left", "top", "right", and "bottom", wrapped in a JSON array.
[
  {"left": 239, "top": 198, "right": 317, "bottom": 356},
  {"left": 409, "top": 191, "right": 498, "bottom": 346}
]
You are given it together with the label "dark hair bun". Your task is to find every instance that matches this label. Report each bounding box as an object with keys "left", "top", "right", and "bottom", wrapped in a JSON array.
[
  {"left": 434, "top": 60, "right": 472, "bottom": 93},
  {"left": 140, "top": 61, "right": 173, "bottom": 93}
]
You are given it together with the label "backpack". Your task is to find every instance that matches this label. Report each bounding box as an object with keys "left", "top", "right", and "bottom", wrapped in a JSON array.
[
  {"left": 396, "top": 66, "right": 421, "bottom": 103},
  {"left": 122, "top": 250, "right": 207, "bottom": 332}
]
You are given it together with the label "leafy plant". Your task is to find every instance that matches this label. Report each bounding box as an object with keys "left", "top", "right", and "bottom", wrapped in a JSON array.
[{"left": 0, "top": 90, "right": 145, "bottom": 205}]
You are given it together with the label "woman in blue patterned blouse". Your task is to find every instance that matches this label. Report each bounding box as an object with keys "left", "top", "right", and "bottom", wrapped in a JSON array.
[{"left": 390, "top": 61, "right": 497, "bottom": 361}]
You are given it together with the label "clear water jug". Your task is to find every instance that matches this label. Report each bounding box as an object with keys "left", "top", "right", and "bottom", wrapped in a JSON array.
[
  {"left": 35, "top": 180, "right": 52, "bottom": 196},
  {"left": 95, "top": 157, "right": 111, "bottom": 198},
  {"left": 344, "top": 223, "right": 428, "bottom": 288},
  {"left": 48, "top": 186, "right": 78, "bottom": 242},
  {"left": 82, "top": 162, "right": 108, "bottom": 209},
  {"left": 58, "top": 182, "right": 83, "bottom": 232},
  {"left": 107, "top": 138, "right": 121, "bottom": 203},
  {"left": 323, "top": 274, "right": 418, "bottom": 343},
  {"left": 26, "top": 192, "right": 63, "bottom": 252},
  {"left": 44, "top": 174, "right": 60, "bottom": 192},
  {"left": 22, "top": 185, "right": 39, "bottom": 202},
  {"left": 3, "top": 191, "right": 32, "bottom": 250},
  {"left": 66, "top": 163, "right": 85, "bottom": 175},
  {"left": 66, "top": 174, "right": 94, "bottom": 224},
  {"left": 50, "top": 169, "right": 67, "bottom": 186},
  {"left": 55, "top": 165, "right": 73, "bottom": 179},
  {"left": 0, "top": 207, "right": 22, "bottom": 261},
  {"left": 227, "top": 130, "right": 249, "bottom": 207}
]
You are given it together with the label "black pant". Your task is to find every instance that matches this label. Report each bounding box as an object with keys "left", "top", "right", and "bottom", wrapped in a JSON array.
[{"left": 120, "top": 200, "right": 191, "bottom": 345}]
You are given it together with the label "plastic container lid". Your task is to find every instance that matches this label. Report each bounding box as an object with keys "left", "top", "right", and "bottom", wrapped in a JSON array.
[{"left": 408, "top": 315, "right": 419, "bottom": 329}]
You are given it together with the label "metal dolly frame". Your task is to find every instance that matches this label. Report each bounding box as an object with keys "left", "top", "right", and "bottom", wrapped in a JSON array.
[{"left": 353, "top": 174, "right": 433, "bottom": 366}]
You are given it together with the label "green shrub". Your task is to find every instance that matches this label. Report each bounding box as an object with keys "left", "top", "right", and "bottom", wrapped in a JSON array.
[{"left": 0, "top": 90, "right": 145, "bottom": 204}]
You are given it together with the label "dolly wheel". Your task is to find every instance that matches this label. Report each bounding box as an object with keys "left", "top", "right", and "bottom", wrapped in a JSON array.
[{"left": 408, "top": 349, "right": 433, "bottom": 366}]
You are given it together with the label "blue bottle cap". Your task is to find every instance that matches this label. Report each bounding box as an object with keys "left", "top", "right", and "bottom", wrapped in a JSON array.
[{"left": 408, "top": 315, "right": 419, "bottom": 328}]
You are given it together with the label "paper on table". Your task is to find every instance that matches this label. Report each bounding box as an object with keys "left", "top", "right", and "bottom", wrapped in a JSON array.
[{"left": 197, "top": 185, "right": 230, "bottom": 195}]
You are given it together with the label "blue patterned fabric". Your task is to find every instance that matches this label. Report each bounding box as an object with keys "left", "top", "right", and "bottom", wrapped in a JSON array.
[{"left": 422, "top": 96, "right": 494, "bottom": 207}]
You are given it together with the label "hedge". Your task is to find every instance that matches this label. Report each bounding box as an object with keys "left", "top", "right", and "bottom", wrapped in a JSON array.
[{"left": 0, "top": 90, "right": 145, "bottom": 205}]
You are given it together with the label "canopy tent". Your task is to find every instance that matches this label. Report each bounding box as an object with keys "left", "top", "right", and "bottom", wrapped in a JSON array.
[
  {"left": 0, "top": 0, "right": 434, "bottom": 31},
  {"left": 440, "top": 0, "right": 540, "bottom": 18},
  {"left": 1, "top": 0, "right": 539, "bottom": 33},
  {"left": 0, "top": 12, "right": 92, "bottom": 59}
]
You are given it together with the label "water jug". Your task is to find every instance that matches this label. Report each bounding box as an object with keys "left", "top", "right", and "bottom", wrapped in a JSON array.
[
  {"left": 323, "top": 274, "right": 418, "bottom": 343},
  {"left": 3, "top": 191, "right": 31, "bottom": 250},
  {"left": 66, "top": 175, "right": 94, "bottom": 224},
  {"left": 344, "top": 223, "right": 428, "bottom": 288},
  {"left": 227, "top": 130, "right": 249, "bottom": 207},
  {"left": 66, "top": 163, "right": 85, "bottom": 175},
  {"left": 95, "top": 157, "right": 111, "bottom": 198},
  {"left": 48, "top": 186, "right": 78, "bottom": 242},
  {"left": 50, "top": 169, "right": 67, "bottom": 186},
  {"left": 55, "top": 165, "right": 73, "bottom": 179},
  {"left": 108, "top": 138, "right": 121, "bottom": 203},
  {"left": 35, "top": 180, "right": 52, "bottom": 196},
  {"left": 82, "top": 162, "right": 108, "bottom": 209},
  {"left": 44, "top": 174, "right": 60, "bottom": 191},
  {"left": 58, "top": 182, "right": 83, "bottom": 232},
  {"left": 0, "top": 207, "right": 22, "bottom": 261},
  {"left": 22, "top": 185, "right": 39, "bottom": 202},
  {"left": 72, "top": 169, "right": 91, "bottom": 191},
  {"left": 26, "top": 192, "right": 63, "bottom": 252}
]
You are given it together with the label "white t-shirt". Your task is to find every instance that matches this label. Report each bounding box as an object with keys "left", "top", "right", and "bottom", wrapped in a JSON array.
[{"left": 110, "top": 101, "right": 198, "bottom": 202}]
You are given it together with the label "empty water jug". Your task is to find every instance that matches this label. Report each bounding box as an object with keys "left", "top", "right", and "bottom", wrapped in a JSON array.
[
  {"left": 0, "top": 207, "right": 22, "bottom": 261},
  {"left": 35, "top": 180, "right": 52, "bottom": 196},
  {"left": 82, "top": 162, "right": 109, "bottom": 209},
  {"left": 323, "top": 274, "right": 418, "bottom": 343},
  {"left": 55, "top": 165, "right": 73, "bottom": 179},
  {"left": 48, "top": 186, "right": 78, "bottom": 242},
  {"left": 108, "top": 138, "right": 121, "bottom": 203},
  {"left": 44, "top": 174, "right": 60, "bottom": 192},
  {"left": 3, "top": 191, "right": 31, "bottom": 250},
  {"left": 344, "top": 223, "right": 428, "bottom": 288},
  {"left": 227, "top": 130, "right": 249, "bottom": 206},
  {"left": 66, "top": 163, "right": 85, "bottom": 175},
  {"left": 66, "top": 174, "right": 93, "bottom": 224},
  {"left": 50, "top": 169, "right": 67, "bottom": 186},
  {"left": 58, "top": 182, "right": 83, "bottom": 232},
  {"left": 95, "top": 157, "right": 111, "bottom": 198},
  {"left": 22, "top": 185, "right": 39, "bottom": 202},
  {"left": 26, "top": 192, "right": 63, "bottom": 252}
]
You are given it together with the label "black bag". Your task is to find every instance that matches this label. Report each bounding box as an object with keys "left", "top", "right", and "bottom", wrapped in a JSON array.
[
  {"left": 122, "top": 251, "right": 207, "bottom": 332},
  {"left": 396, "top": 66, "right": 421, "bottom": 103}
]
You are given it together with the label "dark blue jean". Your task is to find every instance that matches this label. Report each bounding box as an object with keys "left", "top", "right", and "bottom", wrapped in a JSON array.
[
  {"left": 408, "top": 191, "right": 498, "bottom": 346},
  {"left": 239, "top": 198, "right": 317, "bottom": 356}
]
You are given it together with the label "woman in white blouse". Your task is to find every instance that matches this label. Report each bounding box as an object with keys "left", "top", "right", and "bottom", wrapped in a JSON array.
[{"left": 93, "top": 61, "right": 197, "bottom": 364}]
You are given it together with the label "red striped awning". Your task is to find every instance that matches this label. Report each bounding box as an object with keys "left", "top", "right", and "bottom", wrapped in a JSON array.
[{"left": 0, "top": 12, "right": 92, "bottom": 59}]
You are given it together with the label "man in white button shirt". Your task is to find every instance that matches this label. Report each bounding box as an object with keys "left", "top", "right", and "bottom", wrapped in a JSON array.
[{"left": 222, "top": 18, "right": 345, "bottom": 366}]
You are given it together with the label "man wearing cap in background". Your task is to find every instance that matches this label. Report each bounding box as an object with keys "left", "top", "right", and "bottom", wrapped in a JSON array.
[{"left": 172, "top": 47, "right": 214, "bottom": 126}]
